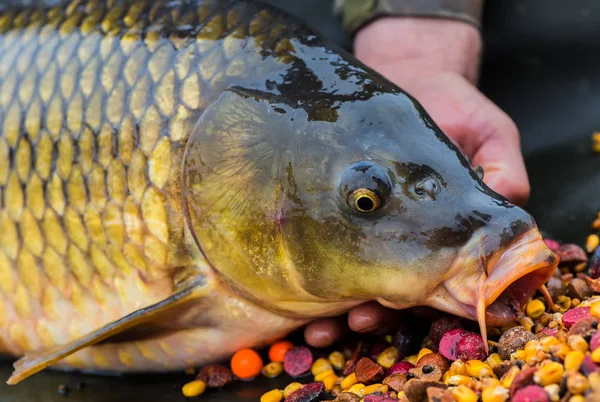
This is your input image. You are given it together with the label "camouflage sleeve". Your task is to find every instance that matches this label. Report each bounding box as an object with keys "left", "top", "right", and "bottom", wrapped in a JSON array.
[{"left": 335, "top": 0, "right": 484, "bottom": 36}]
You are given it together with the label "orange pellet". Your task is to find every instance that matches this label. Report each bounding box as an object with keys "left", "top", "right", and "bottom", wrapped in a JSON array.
[
  {"left": 231, "top": 348, "right": 264, "bottom": 379},
  {"left": 269, "top": 340, "right": 294, "bottom": 363}
]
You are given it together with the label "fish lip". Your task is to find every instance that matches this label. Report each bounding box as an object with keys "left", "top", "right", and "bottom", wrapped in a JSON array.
[{"left": 465, "top": 229, "right": 559, "bottom": 327}]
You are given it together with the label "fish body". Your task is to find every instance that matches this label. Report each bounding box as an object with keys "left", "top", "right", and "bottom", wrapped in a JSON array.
[{"left": 0, "top": 0, "right": 558, "bottom": 384}]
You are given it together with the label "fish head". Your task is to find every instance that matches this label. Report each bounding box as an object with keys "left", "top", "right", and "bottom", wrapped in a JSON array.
[{"left": 182, "top": 83, "right": 558, "bottom": 331}]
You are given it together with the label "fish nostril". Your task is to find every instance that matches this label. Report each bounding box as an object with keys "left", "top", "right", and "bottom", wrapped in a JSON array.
[{"left": 415, "top": 178, "right": 440, "bottom": 200}]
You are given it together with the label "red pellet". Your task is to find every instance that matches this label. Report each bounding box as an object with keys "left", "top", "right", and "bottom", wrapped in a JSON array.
[
  {"left": 363, "top": 395, "right": 397, "bottom": 402},
  {"left": 510, "top": 367, "right": 537, "bottom": 396},
  {"left": 455, "top": 333, "right": 487, "bottom": 361},
  {"left": 283, "top": 346, "right": 314, "bottom": 377},
  {"left": 590, "top": 331, "right": 600, "bottom": 350},
  {"left": 386, "top": 361, "right": 415, "bottom": 376},
  {"left": 286, "top": 382, "right": 324, "bottom": 402},
  {"left": 536, "top": 328, "right": 559, "bottom": 338},
  {"left": 512, "top": 385, "right": 549, "bottom": 402},
  {"left": 580, "top": 355, "right": 600, "bottom": 376},
  {"left": 562, "top": 307, "right": 591, "bottom": 329},
  {"left": 429, "top": 316, "right": 462, "bottom": 349},
  {"left": 438, "top": 328, "right": 469, "bottom": 361}
]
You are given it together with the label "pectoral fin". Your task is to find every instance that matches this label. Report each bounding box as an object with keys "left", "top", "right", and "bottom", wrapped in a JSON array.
[{"left": 7, "top": 281, "right": 210, "bottom": 385}]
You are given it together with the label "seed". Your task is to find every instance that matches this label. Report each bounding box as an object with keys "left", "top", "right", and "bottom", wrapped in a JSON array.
[
  {"left": 323, "top": 374, "right": 338, "bottom": 392},
  {"left": 592, "top": 348, "right": 600, "bottom": 363},
  {"left": 486, "top": 353, "right": 503, "bottom": 369},
  {"left": 376, "top": 346, "right": 399, "bottom": 369},
  {"left": 261, "top": 362, "right": 284, "bottom": 378},
  {"left": 283, "top": 382, "right": 303, "bottom": 398},
  {"left": 569, "top": 396, "right": 585, "bottom": 402},
  {"left": 329, "top": 351, "right": 346, "bottom": 371},
  {"left": 567, "top": 335, "right": 589, "bottom": 353},
  {"left": 500, "top": 366, "right": 520, "bottom": 388},
  {"left": 181, "top": 380, "right": 206, "bottom": 398},
  {"left": 593, "top": 132, "right": 600, "bottom": 152},
  {"left": 315, "top": 369, "right": 335, "bottom": 382},
  {"left": 311, "top": 358, "right": 333, "bottom": 376},
  {"left": 564, "top": 351, "right": 585, "bottom": 371},
  {"left": 416, "top": 348, "right": 433, "bottom": 361},
  {"left": 481, "top": 386, "right": 509, "bottom": 402},
  {"left": 466, "top": 360, "right": 493, "bottom": 379},
  {"left": 449, "top": 360, "right": 467, "bottom": 376},
  {"left": 544, "top": 384, "right": 560, "bottom": 401},
  {"left": 593, "top": 219, "right": 600, "bottom": 230},
  {"left": 404, "top": 354, "right": 418, "bottom": 365},
  {"left": 550, "top": 344, "right": 571, "bottom": 360},
  {"left": 346, "top": 383, "right": 365, "bottom": 394},
  {"left": 591, "top": 302, "right": 600, "bottom": 319},
  {"left": 527, "top": 300, "right": 546, "bottom": 319},
  {"left": 533, "top": 361, "right": 564, "bottom": 386},
  {"left": 567, "top": 373, "right": 589, "bottom": 394},
  {"left": 359, "top": 384, "right": 388, "bottom": 397},
  {"left": 587, "top": 234, "right": 600, "bottom": 253},
  {"left": 261, "top": 389, "right": 283, "bottom": 402},
  {"left": 340, "top": 373, "right": 358, "bottom": 390},
  {"left": 451, "top": 384, "right": 478, "bottom": 402}
]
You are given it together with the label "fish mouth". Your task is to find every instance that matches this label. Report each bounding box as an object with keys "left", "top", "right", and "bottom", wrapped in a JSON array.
[{"left": 427, "top": 228, "right": 559, "bottom": 348}]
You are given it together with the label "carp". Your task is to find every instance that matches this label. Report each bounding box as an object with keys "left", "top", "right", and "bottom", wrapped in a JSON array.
[{"left": 0, "top": 0, "right": 558, "bottom": 384}]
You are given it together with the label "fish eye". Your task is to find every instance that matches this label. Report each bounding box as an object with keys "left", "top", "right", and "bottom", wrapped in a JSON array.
[{"left": 338, "top": 161, "right": 392, "bottom": 214}]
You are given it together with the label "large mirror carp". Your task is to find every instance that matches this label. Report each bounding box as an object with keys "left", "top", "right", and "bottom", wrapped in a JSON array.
[{"left": 0, "top": 0, "right": 558, "bottom": 384}]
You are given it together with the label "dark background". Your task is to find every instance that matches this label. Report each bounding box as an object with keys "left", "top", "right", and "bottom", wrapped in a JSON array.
[{"left": 2, "top": 0, "right": 600, "bottom": 400}]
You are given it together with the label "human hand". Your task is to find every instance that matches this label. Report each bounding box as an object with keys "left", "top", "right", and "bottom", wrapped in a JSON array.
[{"left": 303, "top": 17, "right": 530, "bottom": 348}]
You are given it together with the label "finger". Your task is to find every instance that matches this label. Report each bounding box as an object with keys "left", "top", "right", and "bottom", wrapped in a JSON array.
[
  {"left": 347, "top": 302, "right": 402, "bottom": 334},
  {"left": 303, "top": 317, "right": 346, "bottom": 348}
]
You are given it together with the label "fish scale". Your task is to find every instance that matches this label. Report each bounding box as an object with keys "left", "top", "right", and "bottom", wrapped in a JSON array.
[{"left": 0, "top": 0, "right": 293, "bottom": 363}]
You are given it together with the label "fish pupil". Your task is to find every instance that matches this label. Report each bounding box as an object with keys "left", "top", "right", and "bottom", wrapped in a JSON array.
[{"left": 356, "top": 196, "right": 374, "bottom": 211}]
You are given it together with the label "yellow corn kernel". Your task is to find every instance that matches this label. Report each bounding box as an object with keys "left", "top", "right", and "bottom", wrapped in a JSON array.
[
  {"left": 524, "top": 340, "right": 541, "bottom": 353},
  {"left": 540, "top": 336, "right": 560, "bottom": 352},
  {"left": 323, "top": 374, "right": 338, "bottom": 393},
  {"left": 397, "top": 391, "right": 406, "bottom": 400},
  {"left": 328, "top": 351, "right": 346, "bottom": 371},
  {"left": 466, "top": 360, "right": 493, "bottom": 379},
  {"left": 385, "top": 335, "right": 392, "bottom": 343},
  {"left": 565, "top": 351, "right": 585, "bottom": 372},
  {"left": 481, "top": 378, "right": 502, "bottom": 388},
  {"left": 283, "top": 382, "right": 302, "bottom": 399},
  {"left": 359, "top": 384, "right": 388, "bottom": 397},
  {"left": 592, "top": 348, "right": 600, "bottom": 363},
  {"left": 417, "top": 348, "right": 433, "bottom": 362},
  {"left": 544, "top": 384, "right": 560, "bottom": 402},
  {"left": 450, "top": 360, "right": 467, "bottom": 376},
  {"left": 550, "top": 344, "right": 571, "bottom": 360},
  {"left": 347, "top": 383, "right": 365, "bottom": 394},
  {"left": 501, "top": 366, "right": 520, "bottom": 388},
  {"left": 587, "top": 234, "right": 599, "bottom": 252},
  {"left": 311, "top": 358, "right": 333, "bottom": 376},
  {"left": 482, "top": 386, "right": 509, "bottom": 402},
  {"left": 568, "top": 335, "right": 589, "bottom": 353},
  {"left": 486, "top": 353, "right": 503, "bottom": 369},
  {"left": 181, "top": 380, "right": 206, "bottom": 398},
  {"left": 591, "top": 302, "right": 600, "bottom": 319},
  {"left": 261, "top": 389, "right": 283, "bottom": 402},
  {"left": 315, "top": 369, "right": 335, "bottom": 382},
  {"left": 526, "top": 299, "right": 546, "bottom": 319},
  {"left": 442, "top": 371, "right": 450, "bottom": 383},
  {"left": 262, "top": 361, "right": 284, "bottom": 378},
  {"left": 567, "top": 373, "right": 589, "bottom": 394},
  {"left": 405, "top": 354, "right": 418, "bottom": 365},
  {"left": 534, "top": 361, "right": 564, "bottom": 386},
  {"left": 446, "top": 375, "right": 472, "bottom": 386},
  {"left": 377, "top": 346, "right": 399, "bottom": 369},
  {"left": 452, "top": 384, "right": 478, "bottom": 402},
  {"left": 340, "top": 373, "right": 358, "bottom": 390},
  {"left": 569, "top": 396, "right": 585, "bottom": 402},
  {"left": 513, "top": 350, "right": 527, "bottom": 360}
]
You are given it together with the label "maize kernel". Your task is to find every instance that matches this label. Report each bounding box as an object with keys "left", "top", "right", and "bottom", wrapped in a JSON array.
[
  {"left": 481, "top": 378, "right": 502, "bottom": 388},
  {"left": 534, "top": 361, "right": 564, "bottom": 386},
  {"left": 261, "top": 389, "right": 283, "bottom": 402},
  {"left": 513, "top": 350, "right": 527, "bottom": 360},
  {"left": 550, "top": 344, "right": 571, "bottom": 360},
  {"left": 359, "top": 384, "right": 388, "bottom": 397},
  {"left": 593, "top": 218, "right": 600, "bottom": 230},
  {"left": 544, "top": 384, "right": 560, "bottom": 402},
  {"left": 466, "top": 360, "right": 493, "bottom": 379},
  {"left": 323, "top": 374, "right": 338, "bottom": 393},
  {"left": 526, "top": 299, "right": 546, "bottom": 319},
  {"left": 283, "top": 382, "right": 303, "bottom": 398},
  {"left": 565, "top": 351, "right": 585, "bottom": 372},
  {"left": 385, "top": 335, "right": 392, "bottom": 343},
  {"left": 328, "top": 351, "right": 345, "bottom": 371},
  {"left": 540, "top": 336, "right": 560, "bottom": 350},
  {"left": 452, "top": 384, "right": 478, "bottom": 402},
  {"left": 405, "top": 354, "right": 418, "bottom": 365},
  {"left": 340, "top": 373, "right": 358, "bottom": 390},
  {"left": 524, "top": 340, "right": 541, "bottom": 353},
  {"left": 567, "top": 373, "right": 589, "bottom": 394},
  {"left": 442, "top": 371, "right": 450, "bottom": 382},
  {"left": 450, "top": 360, "right": 467, "bottom": 376},
  {"left": 347, "top": 383, "right": 365, "bottom": 394},
  {"left": 315, "top": 369, "right": 335, "bottom": 382},
  {"left": 501, "top": 366, "right": 520, "bottom": 388},
  {"left": 481, "top": 386, "right": 509, "bottom": 402},
  {"left": 587, "top": 234, "right": 599, "bottom": 252},
  {"left": 377, "top": 346, "right": 399, "bottom": 369},
  {"left": 417, "top": 348, "right": 433, "bottom": 362},
  {"left": 446, "top": 375, "right": 472, "bottom": 386},
  {"left": 262, "top": 361, "right": 284, "bottom": 378},
  {"left": 181, "top": 380, "right": 207, "bottom": 398},
  {"left": 592, "top": 348, "right": 600, "bottom": 363},
  {"left": 569, "top": 396, "right": 585, "bottom": 402},
  {"left": 568, "top": 335, "right": 589, "bottom": 353},
  {"left": 311, "top": 358, "right": 332, "bottom": 376},
  {"left": 591, "top": 302, "right": 600, "bottom": 319},
  {"left": 486, "top": 353, "right": 503, "bottom": 369},
  {"left": 397, "top": 391, "right": 406, "bottom": 400}
]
